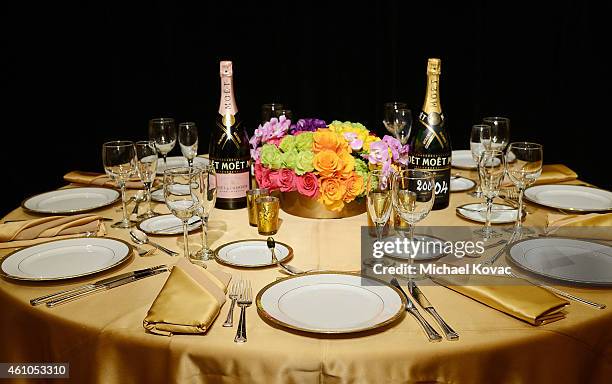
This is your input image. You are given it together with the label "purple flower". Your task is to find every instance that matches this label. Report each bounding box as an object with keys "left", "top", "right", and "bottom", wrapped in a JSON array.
[
  {"left": 250, "top": 116, "right": 292, "bottom": 150},
  {"left": 289, "top": 118, "right": 327, "bottom": 134},
  {"left": 382, "top": 135, "right": 402, "bottom": 162},
  {"left": 398, "top": 144, "right": 410, "bottom": 166},
  {"left": 343, "top": 132, "right": 364, "bottom": 151},
  {"left": 368, "top": 141, "right": 390, "bottom": 165}
]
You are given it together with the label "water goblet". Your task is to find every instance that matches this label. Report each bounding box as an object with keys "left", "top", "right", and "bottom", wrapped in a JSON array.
[
  {"left": 474, "top": 149, "right": 506, "bottom": 239},
  {"left": 469, "top": 124, "right": 492, "bottom": 197},
  {"left": 261, "top": 103, "right": 284, "bottom": 123},
  {"left": 102, "top": 141, "right": 136, "bottom": 228},
  {"left": 383, "top": 102, "right": 412, "bottom": 144},
  {"left": 178, "top": 122, "right": 199, "bottom": 168},
  {"left": 506, "top": 142, "right": 543, "bottom": 235},
  {"left": 135, "top": 140, "right": 158, "bottom": 219},
  {"left": 149, "top": 117, "right": 176, "bottom": 165},
  {"left": 481, "top": 117, "right": 510, "bottom": 151}
]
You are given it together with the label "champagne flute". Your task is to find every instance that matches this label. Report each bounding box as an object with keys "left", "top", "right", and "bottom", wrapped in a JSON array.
[
  {"left": 261, "top": 103, "right": 284, "bottom": 123},
  {"left": 481, "top": 117, "right": 510, "bottom": 150},
  {"left": 192, "top": 164, "right": 217, "bottom": 261},
  {"left": 392, "top": 170, "right": 435, "bottom": 280},
  {"left": 135, "top": 140, "right": 158, "bottom": 219},
  {"left": 149, "top": 117, "right": 176, "bottom": 165},
  {"left": 163, "top": 167, "right": 201, "bottom": 259},
  {"left": 102, "top": 141, "right": 136, "bottom": 228},
  {"left": 469, "top": 124, "right": 492, "bottom": 197},
  {"left": 474, "top": 149, "right": 506, "bottom": 239},
  {"left": 506, "top": 142, "right": 543, "bottom": 234},
  {"left": 383, "top": 102, "right": 412, "bottom": 144},
  {"left": 178, "top": 122, "right": 199, "bottom": 168},
  {"left": 366, "top": 170, "right": 393, "bottom": 244}
]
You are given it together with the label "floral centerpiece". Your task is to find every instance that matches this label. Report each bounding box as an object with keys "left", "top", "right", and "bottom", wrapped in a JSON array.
[{"left": 250, "top": 116, "right": 409, "bottom": 218}]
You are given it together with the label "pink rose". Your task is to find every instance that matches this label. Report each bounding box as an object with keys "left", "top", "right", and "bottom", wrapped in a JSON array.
[
  {"left": 268, "top": 170, "right": 281, "bottom": 190},
  {"left": 278, "top": 168, "right": 297, "bottom": 192},
  {"left": 296, "top": 172, "right": 320, "bottom": 198},
  {"left": 254, "top": 161, "right": 269, "bottom": 188}
]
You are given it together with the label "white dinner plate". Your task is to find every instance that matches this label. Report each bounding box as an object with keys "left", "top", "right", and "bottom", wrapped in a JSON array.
[
  {"left": 156, "top": 156, "right": 209, "bottom": 175},
  {"left": 456, "top": 202, "right": 522, "bottom": 224},
  {"left": 138, "top": 214, "right": 200, "bottom": 235},
  {"left": 256, "top": 272, "right": 405, "bottom": 333},
  {"left": 450, "top": 177, "right": 476, "bottom": 192},
  {"left": 214, "top": 239, "right": 292, "bottom": 267},
  {"left": 451, "top": 150, "right": 477, "bottom": 170},
  {"left": 507, "top": 237, "right": 612, "bottom": 286},
  {"left": 381, "top": 234, "right": 447, "bottom": 261},
  {"left": 0, "top": 237, "right": 132, "bottom": 281},
  {"left": 524, "top": 185, "right": 612, "bottom": 212},
  {"left": 150, "top": 184, "right": 191, "bottom": 203},
  {"left": 22, "top": 187, "right": 120, "bottom": 214}
]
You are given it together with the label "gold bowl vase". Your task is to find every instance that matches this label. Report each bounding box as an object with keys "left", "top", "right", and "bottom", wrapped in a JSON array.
[{"left": 279, "top": 191, "right": 366, "bottom": 219}]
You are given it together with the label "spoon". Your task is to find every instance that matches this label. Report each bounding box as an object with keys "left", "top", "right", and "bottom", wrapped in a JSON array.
[
  {"left": 129, "top": 229, "right": 178, "bottom": 257},
  {"left": 266, "top": 237, "right": 305, "bottom": 276}
]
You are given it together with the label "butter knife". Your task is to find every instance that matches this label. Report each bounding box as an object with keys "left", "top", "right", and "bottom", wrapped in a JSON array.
[
  {"left": 30, "top": 265, "right": 168, "bottom": 306},
  {"left": 390, "top": 278, "right": 442, "bottom": 342},
  {"left": 408, "top": 280, "right": 459, "bottom": 340},
  {"left": 45, "top": 267, "right": 169, "bottom": 307}
]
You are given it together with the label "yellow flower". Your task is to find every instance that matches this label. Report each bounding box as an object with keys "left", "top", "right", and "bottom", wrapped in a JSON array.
[
  {"left": 318, "top": 177, "right": 346, "bottom": 212},
  {"left": 313, "top": 129, "right": 345, "bottom": 153},
  {"left": 344, "top": 173, "right": 364, "bottom": 202},
  {"left": 363, "top": 135, "right": 381, "bottom": 152},
  {"left": 338, "top": 150, "right": 355, "bottom": 177},
  {"left": 313, "top": 150, "right": 342, "bottom": 177}
]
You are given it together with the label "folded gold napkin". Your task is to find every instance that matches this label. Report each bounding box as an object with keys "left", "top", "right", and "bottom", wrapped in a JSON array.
[
  {"left": 431, "top": 274, "right": 569, "bottom": 325},
  {"left": 0, "top": 214, "right": 105, "bottom": 249},
  {"left": 143, "top": 258, "right": 231, "bottom": 336},
  {"left": 546, "top": 212, "right": 612, "bottom": 240},
  {"left": 64, "top": 171, "right": 146, "bottom": 189}
]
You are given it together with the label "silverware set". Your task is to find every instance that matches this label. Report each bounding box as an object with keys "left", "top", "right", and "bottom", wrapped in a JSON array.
[
  {"left": 230, "top": 280, "right": 252, "bottom": 343},
  {"left": 129, "top": 229, "right": 178, "bottom": 256}
]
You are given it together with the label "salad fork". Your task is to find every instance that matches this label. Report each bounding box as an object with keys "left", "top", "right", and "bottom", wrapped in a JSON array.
[
  {"left": 234, "top": 280, "right": 252, "bottom": 343},
  {"left": 223, "top": 280, "right": 240, "bottom": 327}
]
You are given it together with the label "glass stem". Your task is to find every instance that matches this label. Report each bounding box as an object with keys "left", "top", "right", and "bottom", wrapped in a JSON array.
[
  {"left": 183, "top": 220, "right": 190, "bottom": 259},
  {"left": 484, "top": 196, "right": 493, "bottom": 236},
  {"left": 515, "top": 187, "right": 525, "bottom": 230},
  {"left": 144, "top": 182, "right": 152, "bottom": 215},
  {"left": 407, "top": 222, "right": 415, "bottom": 286},
  {"left": 188, "top": 158, "right": 193, "bottom": 168},
  {"left": 120, "top": 182, "right": 129, "bottom": 224},
  {"left": 163, "top": 155, "right": 168, "bottom": 166},
  {"left": 375, "top": 222, "right": 383, "bottom": 243},
  {"left": 201, "top": 216, "right": 209, "bottom": 251}
]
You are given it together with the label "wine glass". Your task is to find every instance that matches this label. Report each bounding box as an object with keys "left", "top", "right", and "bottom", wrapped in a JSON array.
[
  {"left": 481, "top": 117, "right": 510, "bottom": 150},
  {"left": 276, "top": 108, "right": 293, "bottom": 121},
  {"left": 392, "top": 170, "right": 435, "bottom": 280},
  {"left": 474, "top": 149, "right": 506, "bottom": 239},
  {"left": 469, "top": 124, "right": 492, "bottom": 197},
  {"left": 178, "top": 122, "right": 199, "bottom": 167},
  {"left": 366, "top": 170, "right": 393, "bottom": 244},
  {"left": 135, "top": 140, "right": 158, "bottom": 219},
  {"left": 163, "top": 167, "right": 201, "bottom": 259},
  {"left": 102, "top": 141, "right": 136, "bottom": 228},
  {"left": 149, "top": 117, "right": 177, "bottom": 165},
  {"left": 261, "top": 103, "right": 284, "bottom": 123},
  {"left": 192, "top": 164, "right": 217, "bottom": 261},
  {"left": 506, "top": 142, "right": 543, "bottom": 234},
  {"left": 383, "top": 102, "right": 412, "bottom": 144}
]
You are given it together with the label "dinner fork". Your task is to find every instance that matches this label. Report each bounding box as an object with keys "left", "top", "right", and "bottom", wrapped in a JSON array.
[
  {"left": 234, "top": 280, "right": 252, "bottom": 343},
  {"left": 223, "top": 280, "right": 240, "bottom": 327}
]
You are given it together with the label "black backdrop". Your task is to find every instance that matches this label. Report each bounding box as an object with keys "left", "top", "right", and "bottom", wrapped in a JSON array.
[{"left": 3, "top": 1, "right": 609, "bottom": 216}]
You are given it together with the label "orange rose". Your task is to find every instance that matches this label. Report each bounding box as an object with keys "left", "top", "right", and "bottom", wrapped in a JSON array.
[
  {"left": 318, "top": 177, "right": 346, "bottom": 212},
  {"left": 344, "top": 173, "right": 364, "bottom": 202},
  {"left": 313, "top": 150, "right": 343, "bottom": 177},
  {"left": 338, "top": 150, "right": 355, "bottom": 177},
  {"left": 313, "top": 129, "right": 343, "bottom": 153}
]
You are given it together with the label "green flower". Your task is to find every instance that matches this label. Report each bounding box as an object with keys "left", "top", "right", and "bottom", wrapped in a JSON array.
[
  {"left": 295, "top": 132, "right": 314, "bottom": 152},
  {"left": 261, "top": 144, "right": 282, "bottom": 170},
  {"left": 354, "top": 158, "right": 368, "bottom": 179},
  {"left": 279, "top": 135, "right": 296, "bottom": 153},
  {"left": 282, "top": 149, "right": 299, "bottom": 169},
  {"left": 295, "top": 150, "right": 315, "bottom": 175}
]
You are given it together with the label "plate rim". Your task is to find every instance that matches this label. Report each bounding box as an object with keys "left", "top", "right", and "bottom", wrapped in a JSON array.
[
  {"left": 256, "top": 271, "right": 406, "bottom": 334},
  {"left": 213, "top": 239, "right": 294, "bottom": 268},
  {"left": 156, "top": 156, "right": 209, "bottom": 174},
  {"left": 21, "top": 187, "right": 121, "bottom": 215},
  {"left": 450, "top": 176, "right": 476, "bottom": 192},
  {"left": 506, "top": 236, "right": 612, "bottom": 286},
  {"left": 137, "top": 214, "right": 201, "bottom": 236},
  {"left": 455, "top": 202, "right": 525, "bottom": 224},
  {"left": 524, "top": 184, "right": 612, "bottom": 213},
  {"left": 0, "top": 236, "right": 133, "bottom": 281},
  {"left": 451, "top": 151, "right": 477, "bottom": 170}
]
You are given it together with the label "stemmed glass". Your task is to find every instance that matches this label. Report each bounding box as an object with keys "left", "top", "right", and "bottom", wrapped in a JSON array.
[
  {"left": 383, "top": 102, "right": 412, "bottom": 144},
  {"left": 469, "top": 124, "right": 492, "bottom": 197},
  {"left": 163, "top": 167, "right": 201, "bottom": 259},
  {"left": 261, "top": 103, "right": 284, "bottom": 123},
  {"left": 474, "top": 150, "right": 506, "bottom": 239},
  {"left": 102, "top": 141, "right": 136, "bottom": 228},
  {"left": 149, "top": 117, "right": 177, "bottom": 165},
  {"left": 506, "top": 142, "right": 543, "bottom": 234},
  {"left": 481, "top": 117, "right": 510, "bottom": 150},
  {"left": 134, "top": 141, "right": 158, "bottom": 219},
  {"left": 392, "top": 170, "right": 435, "bottom": 277},
  {"left": 192, "top": 164, "right": 217, "bottom": 261},
  {"left": 276, "top": 108, "right": 293, "bottom": 121},
  {"left": 178, "top": 122, "right": 199, "bottom": 168},
  {"left": 366, "top": 170, "right": 393, "bottom": 244}
]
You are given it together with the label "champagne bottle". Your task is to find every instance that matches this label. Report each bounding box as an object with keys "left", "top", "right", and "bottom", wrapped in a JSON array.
[
  {"left": 209, "top": 61, "right": 250, "bottom": 209},
  {"left": 407, "top": 58, "right": 451, "bottom": 210}
]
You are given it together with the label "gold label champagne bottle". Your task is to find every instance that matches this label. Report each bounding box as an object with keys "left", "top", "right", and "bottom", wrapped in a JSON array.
[
  {"left": 407, "top": 58, "right": 452, "bottom": 210},
  {"left": 209, "top": 61, "right": 250, "bottom": 209}
]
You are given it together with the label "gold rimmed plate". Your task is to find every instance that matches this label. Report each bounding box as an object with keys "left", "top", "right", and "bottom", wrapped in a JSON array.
[
  {"left": 456, "top": 202, "right": 525, "bottom": 224},
  {"left": 214, "top": 239, "right": 293, "bottom": 268},
  {"left": 256, "top": 271, "right": 406, "bottom": 334},
  {"left": 21, "top": 187, "right": 121, "bottom": 215},
  {"left": 0, "top": 237, "right": 133, "bottom": 281},
  {"left": 524, "top": 184, "right": 612, "bottom": 213}
]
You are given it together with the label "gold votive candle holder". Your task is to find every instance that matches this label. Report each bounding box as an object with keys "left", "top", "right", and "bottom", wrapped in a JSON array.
[
  {"left": 256, "top": 196, "right": 280, "bottom": 235},
  {"left": 246, "top": 188, "right": 269, "bottom": 226}
]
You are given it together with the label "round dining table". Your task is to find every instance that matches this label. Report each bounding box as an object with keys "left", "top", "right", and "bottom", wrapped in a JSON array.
[{"left": 1, "top": 167, "right": 611, "bottom": 384}]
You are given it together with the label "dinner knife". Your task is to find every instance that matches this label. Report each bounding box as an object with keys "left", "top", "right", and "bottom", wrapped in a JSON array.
[
  {"left": 408, "top": 280, "right": 459, "bottom": 340},
  {"left": 30, "top": 265, "right": 168, "bottom": 306},
  {"left": 45, "top": 267, "right": 169, "bottom": 307},
  {"left": 390, "top": 278, "right": 442, "bottom": 342}
]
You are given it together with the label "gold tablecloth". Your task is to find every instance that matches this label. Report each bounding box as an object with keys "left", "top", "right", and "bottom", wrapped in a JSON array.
[{"left": 1, "top": 169, "right": 611, "bottom": 384}]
